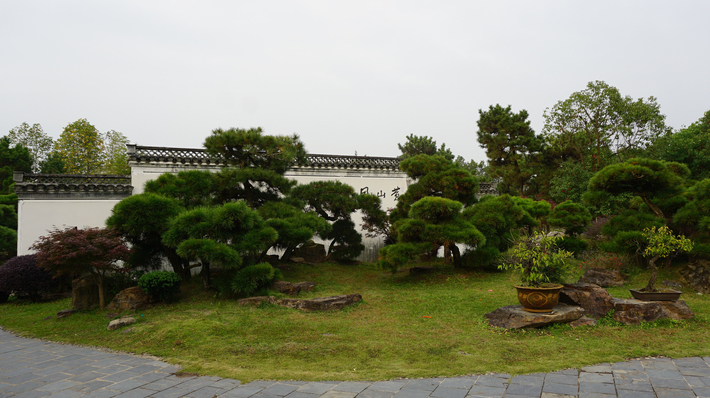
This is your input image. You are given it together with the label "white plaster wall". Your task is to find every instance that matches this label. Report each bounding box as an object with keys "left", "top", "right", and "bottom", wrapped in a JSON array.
[{"left": 17, "top": 200, "right": 122, "bottom": 255}]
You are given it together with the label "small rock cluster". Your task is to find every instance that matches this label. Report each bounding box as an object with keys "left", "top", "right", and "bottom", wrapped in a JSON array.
[{"left": 238, "top": 294, "right": 362, "bottom": 312}]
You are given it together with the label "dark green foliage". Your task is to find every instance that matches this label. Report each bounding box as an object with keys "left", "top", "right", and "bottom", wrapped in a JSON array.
[
  {"left": 477, "top": 104, "right": 544, "bottom": 196},
  {"left": 259, "top": 201, "right": 332, "bottom": 261},
  {"left": 588, "top": 158, "right": 688, "bottom": 220},
  {"left": 462, "top": 194, "right": 536, "bottom": 267},
  {"left": 106, "top": 193, "right": 190, "bottom": 278},
  {"left": 398, "top": 134, "right": 454, "bottom": 161},
  {"left": 138, "top": 271, "right": 182, "bottom": 303},
  {"left": 358, "top": 194, "right": 392, "bottom": 243},
  {"left": 0, "top": 255, "right": 56, "bottom": 301},
  {"left": 555, "top": 236, "right": 589, "bottom": 255},
  {"left": 144, "top": 171, "right": 218, "bottom": 209},
  {"left": 600, "top": 210, "right": 665, "bottom": 255},
  {"left": 673, "top": 179, "right": 710, "bottom": 257},
  {"left": 0, "top": 136, "right": 32, "bottom": 194},
  {"left": 38, "top": 151, "right": 66, "bottom": 174},
  {"left": 391, "top": 155, "right": 478, "bottom": 223},
  {"left": 0, "top": 194, "right": 18, "bottom": 261},
  {"left": 510, "top": 196, "right": 551, "bottom": 228},
  {"left": 291, "top": 180, "right": 364, "bottom": 260},
  {"left": 390, "top": 197, "right": 485, "bottom": 267},
  {"left": 377, "top": 243, "right": 424, "bottom": 274},
  {"left": 650, "top": 110, "right": 710, "bottom": 181},
  {"left": 548, "top": 200, "right": 592, "bottom": 236},
  {"left": 230, "top": 263, "right": 280, "bottom": 296}
]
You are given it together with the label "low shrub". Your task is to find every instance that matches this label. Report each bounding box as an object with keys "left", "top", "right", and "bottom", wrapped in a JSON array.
[
  {"left": 556, "top": 236, "right": 589, "bottom": 256},
  {"left": 0, "top": 255, "right": 56, "bottom": 302},
  {"left": 138, "top": 271, "right": 182, "bottom": 302}
]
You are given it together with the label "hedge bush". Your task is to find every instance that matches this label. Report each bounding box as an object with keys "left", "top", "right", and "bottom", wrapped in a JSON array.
[
  {"left": 0, "top": 255, "right": 56, "bottom": 302},
  {"left": 138, "top": 271, "right": 181, "bottom": 302}
]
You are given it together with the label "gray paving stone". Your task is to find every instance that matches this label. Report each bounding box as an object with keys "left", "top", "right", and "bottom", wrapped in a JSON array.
[
  {"left": 368, "top": 381, "right": 406, "bottom": 393},
  {"left": 2, "top": 380, "right": 46, "bottom": 394},
  {"left": 577, "top": 393, "right": 615, "bottom": 398},
  {"left": 674, "top": 357, "right": 707, "bottom": 367},
  {"left": 612, "top": 371, "right": 647, "bottom": 382},
  {"left": 333, "top": 382, "right": 370, "bottom": 393},
  {"left": 32, "top": 360, "right": 66, "bottom": 370},
  {"left": 693, "top": 386, "right": 710, "bottom": 398},
  {"left": 69, "top": 370, "right": 105, "bottom": 383},
  {"left": 581, "top": 365, "right": 611, "bottom": 374},
  {"left": 542, "top": 382, "right": 577, "bottom": 396},
  {"left": 142, "top": 378, "right": 184, "bottom": 391},
  {"left": 252, "top": 394, "right": 285, "bottom": 398},
  {"left": 283, "top": 392, "right": 320, "bottom": 398},
  {"left": 510, "top": 375, "right": 543, "bottom": 386},
  {"left": 45, "top": 389, "right": 85, "bottom": 398},
  {"left": 578, "top": 373, "right": 612, "bottom": 384},
  {"left": 540, "top": 393, "right": 575, "bottom": 398},
  {"left": 261, "top": 383, "right": 300, "bottom": 396},
  {"left": 114, "top": 388, "right": 156, "bottom": 398},
  {"left": 4, "top": 371, "right": 43, "bottom": 385},
  {"left": 544, "top": 374, "right": 577, "bottom": 385},
  {"left": 133, "top": 371, "right": 170, "bottom": 384},
  {"left": 686, "top": 375, "right": 710, "bottom": 386},
  {"left": 70, "top": 380, "right": 114, "bottom": 393},
  {"left": 679, "top": 367, "right": 710, "bottom": 377},
  {"left": 210, "top": 378, "right": 241, "bottom": 390},
  {"left": 79, "top": 388, "right": 123, "bottom": 398},
  {"left": 578, "top": 382, "right": 615, "bottom": 395},
  {"left": 221, "top": 386, "right": 264, "bottom": 398},
  {"left": 648, "top": 377, "right": 692, "bottom": 390},
  {"left": 107, "top": 378, "right": 150, "bottom": 392},
  {"left": 37, "top": 380, "right": 81, "bottom": 393},
  {"left": 392, "top": 388, "right": 431, "bottom": 398},
  {"left": 151, "top": 386, "right": 194, "bottom": 398},
  {"left": 438, "top": 378, "right": 475, "bottom": 390},
  {"left": 357, "top": 389, "right": 394, "bottom": 398},
  {"left": 429, "top": 386, "right": 467, "bottom": 398},
  {"left": 319, "top": 391, "right": 357, "bottom": 398},
  {"left": 294, "top": 383, "right": 335, "bottom": 394},
  {"left": 611, "top": 362, "right": 644, "bottom": 372},
  {"left": 614, "top": 381, "right": 653, "bottom": 392},
  {"left": 34, "top": 366, "right": 73, "bottom": 376},
  {"left": 12, "top": 390, "right": 52, "bottom": 398},
  {"left": 653, "top": 387, "right": 696, "bottom": 398},
  {"left": 186, "top": 386, "right": 223, "bottom": 398},
  {"left": 177, "top": 377, "right": 223, "bottom": 392},
  {"left": 403, "top": 380, "right": 441, "bottom": 392},
  {"left": 465, "top": 384, "right": 505, "bottom": 398},
  {"left": 645, "top": 369, "right": 683, "bottom": 379},
  {"left": 640, "top": 360, "right": 677, "bottom": 370},
  {"left": 504, "top": 383, "right": 541, "bottom": 397},
  {"left": 615, "top": 391, "right": 655, "bottom": 398},
  {"left": 126, "top": 365, "right": 162, "bottom": 375},
  {"left": 472, "top": 377, "right": 506, "bottom": 388}
]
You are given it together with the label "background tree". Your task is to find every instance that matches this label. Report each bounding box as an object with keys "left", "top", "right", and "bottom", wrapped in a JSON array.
[
  {"left": 291, "top": 180, "right": 366, "bottom": 261},
  {"left": 398, "top": 134, "right": 454, "bottom": 161},
  {"left": 0, "top": 254, "right": 56, "bottom": 302},
  {"left": 0, "top": 137, "right": 32, "bottom": 194},
  {"left": 381, "top": 197, "right": 485, "bottom": 269},
  {"left": 55, "top": 119, "right": 105, "bottom": 174},
  {"left": 258, "top": 201, "right": 331, "bottom": 262},
  {"left": 39, "top": 151, "right": 66, "bottom": 174},
  {"left": 102, "top": 130, "right": 131, "bottom": 174},
  {"left": 673, "top": 179, "right": 710, "bottom": 257},
  {"left": 650, "top": 110, "right": 710, "bottom": 181},
  {"left": 0, "top": 194, "right": 19, "bottom": 261},
  {"left": 477, "top": 104, "right": 544, "bottom": 196},
  {"left": 144, "top": 170, "right": 218, "bottom": 209},
  {"left": 7, "top": 123, "right": 53, "bottom": 173},
  {"left": 31, "top": 227, "right": 132, "bottom": 309},
  {"left": 547, "top": 200, "right": 592, "bottom": 254}
]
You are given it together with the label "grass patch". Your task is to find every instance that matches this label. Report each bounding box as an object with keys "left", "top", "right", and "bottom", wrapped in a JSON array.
[{"left": 1, "top": 262, "right": 709, "bottom": 382}]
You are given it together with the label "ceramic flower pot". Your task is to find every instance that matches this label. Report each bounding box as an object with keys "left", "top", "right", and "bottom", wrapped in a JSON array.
[{"left": 515, "top": 284, "right": 564, "bottom": 313}]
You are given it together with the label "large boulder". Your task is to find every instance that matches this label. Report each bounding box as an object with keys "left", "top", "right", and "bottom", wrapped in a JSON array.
[
  {"left": 560, "top": 283, "right": 615, "bottom": 319},
  {"left": 292, "top": 242, "right": 327, "bottom": 263},
  {"left": 272, "top": 281, "right": 317, "bottom": 296},
  {"left": 612, "top": 298, "right": 694, "bottom": 325},
  {"left": 680, "top": 261, "right": 710, "bottom": 294},
  {"left": 484, "top": 304, "right": 585, "bottom": 329},
  {"left": 72, "top": 276, "right": 100, "bottom": 310},
  {"left": 578, "top": 268, "right": 625, "bottom": 287},
  {"left": 107, "top": 287, "right": 150, "bottom": 312}
]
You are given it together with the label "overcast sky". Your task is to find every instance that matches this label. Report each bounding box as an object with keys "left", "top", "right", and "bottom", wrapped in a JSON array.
[{"left": 2, "top": 1, "right": 709, "bottom": 163}]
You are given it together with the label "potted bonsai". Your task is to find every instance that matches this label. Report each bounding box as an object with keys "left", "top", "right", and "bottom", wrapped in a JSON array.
[
  {"left": 499, "top": 232, "right": 574, "bottom": 313},
  {"left": 630, "top": 226, "right": 693, "bottom": 301}
]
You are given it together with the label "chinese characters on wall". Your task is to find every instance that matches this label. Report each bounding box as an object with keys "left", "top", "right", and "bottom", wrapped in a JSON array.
[{"left": 360, "top": 186, "right": 401, "bottom": 200}]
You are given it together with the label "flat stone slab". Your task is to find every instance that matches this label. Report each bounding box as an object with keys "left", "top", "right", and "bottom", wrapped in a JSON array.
[
  {"left": 238, "top": 294, "right": 362, "bottom": 311},
  {"left": 484, "top": 303, "right": 585, "bottom": 329},
  {"left": 612, "top": 298, "right": 694, "bottom": 325}
]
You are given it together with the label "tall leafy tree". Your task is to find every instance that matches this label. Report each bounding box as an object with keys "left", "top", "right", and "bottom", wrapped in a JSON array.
[
  {"left": 7, "top": 123, "right": 53, "bottom": 173},
  {"left": 477, "top": 104, "right": 544, "bottom": 196},
  {"left": 542, "top": 81, "right": 671, "bottom": 172},
  {"left": 650, "top": 110, "right": 710, "bottom": 181},
  {"left": 204, "top": 127, "right": 305, "bottom": 208},
  {"left": 55, "top": 119, "right": 105, "bottom": 174},
  {"left": 0, "top": 194, "right": 19, "bottom": 261},
  {"left": 102, "top": 130, "right": 131, "bottom": 175}
]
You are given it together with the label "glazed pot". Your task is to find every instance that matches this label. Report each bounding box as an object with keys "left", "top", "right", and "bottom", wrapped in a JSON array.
[
  {"left": 629, "top": 289, "right": 682, "bottom": 301},
  {"left": 515, "top": 284, "right": 563, "bottom": 313}
]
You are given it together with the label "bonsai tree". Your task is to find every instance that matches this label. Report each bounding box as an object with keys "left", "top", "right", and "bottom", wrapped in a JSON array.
[
  {"left": 638, "top": 226, "right": 693, "bottom": 292},
  {"left": 31, "top": 227, "right": 132, "bottom": 309},
  {"left": 500, "top": 232, "right": 573, "bottom": 287}
]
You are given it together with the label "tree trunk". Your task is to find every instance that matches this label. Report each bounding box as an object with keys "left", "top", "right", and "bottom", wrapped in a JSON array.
[
  {"left": 96, "top": 275, "right": 105, "bottom": 310},
  {"left": 444, "top": 244, "right": 451, "bottom": 264},
  {"left": 200, "top": 261, "right": 211, "bottom": 289},
  {"left": 640, "top": 196, "right": 666, "bottom": 221},
  {"left": 281, "top": 245, "right": 296, "bottom": 262},
  {"left": 641, "top": 255, "right": 660, "bottom": 292},
  {"left": 164, "top": 245, "right": 191, "bottom": 281},
  {"left": 451, "top": 244, "right": 461, "bottom": 267}
]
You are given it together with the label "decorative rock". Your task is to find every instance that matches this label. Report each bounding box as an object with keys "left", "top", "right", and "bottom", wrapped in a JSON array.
[
  {"left": 292, "top": 242, "right": 327, "bottom": 263},
  {"left": 662, "top": 280, "right": 683, "bottom": 289},
  {"left": 107, "top": 287, "right": 150, "bottom": 312},
  {"left": 237, "top": 296, "right": 271, "bottom": 306},
  {"left": 105, "top": 312, "right": 120, "bottom": 319},
  {"left": 612, "top": 298, "right": 694, "bottom": 325},
  {"left": 56, "top": 309, "right": 77, "bottom": 319},
  {"left": 680, "top": 260, "right": 710, "bottom": 294},
  {"left": 409, "top": 266, "right": 438, "bottom": 275},
  {"left": 72, "top": 276, "right": 99, "bottom": 310},
  {"left": 273, "top": 281, "right": 317, "bottom": 296},
  {"left": 292, "top": 281, "right": 316, "bottom": 292},
  {"left": 560, "top": 283, "right": 615, "bottom": 319},
  {"left": 484, "top": 304, "right": 585, "bottom": 329},
  {"left": 239, "top": 294, "right": 362, "bottom": 312},
  {"left": 578, "top": 268, "right": 625, "bottom": 287},
  {"left": 570, "top": 316, "right": 597, "bottom": 328},
  {"left": 107, "top": 317, "right": 136, "bottom": 330}
]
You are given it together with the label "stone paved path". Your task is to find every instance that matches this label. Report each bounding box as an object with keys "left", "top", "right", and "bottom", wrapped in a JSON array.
[{"left": 2, "top": 329, "right": 710, "bottom": 398}]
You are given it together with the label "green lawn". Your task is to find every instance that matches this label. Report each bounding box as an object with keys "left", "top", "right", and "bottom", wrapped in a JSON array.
[{"left": 1, "top": 262, "right": 708, "bottom": 382}]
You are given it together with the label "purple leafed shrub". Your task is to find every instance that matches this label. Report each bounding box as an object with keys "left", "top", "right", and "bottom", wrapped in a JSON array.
[{"left": 0, "top": 255, "right": 56, "bottom": 302}]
